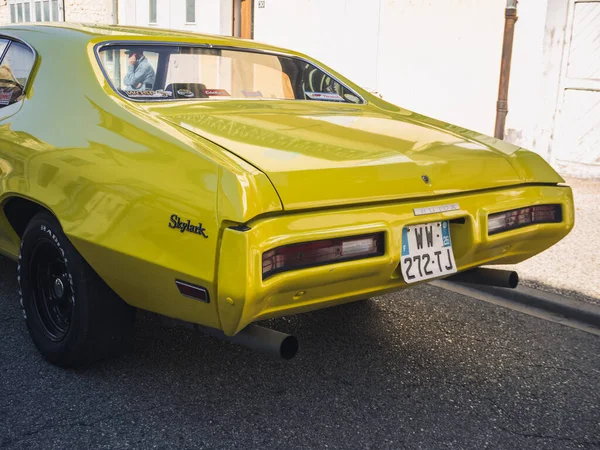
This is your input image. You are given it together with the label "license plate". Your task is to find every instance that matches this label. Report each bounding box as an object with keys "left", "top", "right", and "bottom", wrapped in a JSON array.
[{"left": 400, "top": 220, "right": 457, "bottom": 283}]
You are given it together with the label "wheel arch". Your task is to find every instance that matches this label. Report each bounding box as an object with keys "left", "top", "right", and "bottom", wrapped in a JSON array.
[{"left": 3, "top": 195, "right": 56, "bottom": 238}]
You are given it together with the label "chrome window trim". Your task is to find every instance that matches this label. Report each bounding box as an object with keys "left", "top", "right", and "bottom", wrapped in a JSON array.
[{"left": 93, "top": 40, "right": 367, "bottom": 105}]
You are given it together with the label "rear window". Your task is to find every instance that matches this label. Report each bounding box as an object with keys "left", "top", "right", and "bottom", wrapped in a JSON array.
[{"left": 97, "top": 44, "right": 364, "bottom": 104}]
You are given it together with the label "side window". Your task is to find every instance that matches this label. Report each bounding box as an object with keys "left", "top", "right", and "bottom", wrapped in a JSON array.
[
  {"left": 0, "top": 41, "right": 35, "bottom": 108},
  {"left": 300, "top": 63, "right": 356, "bottom": 102}
]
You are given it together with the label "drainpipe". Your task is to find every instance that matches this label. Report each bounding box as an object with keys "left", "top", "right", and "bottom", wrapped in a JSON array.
[{"left": 494, "top": 0, "right": 518, "bottom": 140}]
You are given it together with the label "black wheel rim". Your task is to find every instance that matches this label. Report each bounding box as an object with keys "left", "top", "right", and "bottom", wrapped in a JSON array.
[{"left": 29, "top": 239, "right": 74, "bottom": 342}]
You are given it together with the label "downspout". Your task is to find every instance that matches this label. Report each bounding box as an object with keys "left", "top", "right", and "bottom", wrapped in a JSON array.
[{"left": 494, "top": 0, "right": 518, "bottom": 140}]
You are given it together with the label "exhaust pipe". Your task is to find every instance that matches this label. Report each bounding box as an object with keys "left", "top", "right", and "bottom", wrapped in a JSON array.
[
  {"left": 196, "top": 323, "right": 299, "bottom": 360},
  {"left": 446, "top": 268, "right": 519, "bottom": 289}
]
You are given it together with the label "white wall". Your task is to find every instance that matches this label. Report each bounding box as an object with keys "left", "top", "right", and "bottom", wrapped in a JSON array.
[
  {"left": 254, "top": 0, "right": 563, "bottom": 154},
  {"left": 119, "top": 0, "right": 232, "bottom": 36},
  {"left": 504, "top": 1, "right": 553, "bottom": 158},
  {"left": 254, "top": 0, "right": 509, "bottom": 136},
  {"left": 377, "top": 0, "right": 506, "bottom": 136},
  {"left": 253, "top": 0, "right": 380, "bottom": 95}
]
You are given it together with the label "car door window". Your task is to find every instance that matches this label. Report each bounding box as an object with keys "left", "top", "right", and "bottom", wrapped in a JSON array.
[{"left": 0, "top": 41, "right": 35, "bottom": 108}]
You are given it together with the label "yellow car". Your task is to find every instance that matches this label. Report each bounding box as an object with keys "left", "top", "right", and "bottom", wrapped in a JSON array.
[{"left": 0, "top": 24, "right": 573, "bottom": 366}]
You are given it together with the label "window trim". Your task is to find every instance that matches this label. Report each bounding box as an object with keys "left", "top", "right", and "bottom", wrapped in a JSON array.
[
  {"left": 93, "top": 41, "right": 367, "bottom": 105},
  {"left": 0, "top": 35, "right": 38, "bottom": 99}
]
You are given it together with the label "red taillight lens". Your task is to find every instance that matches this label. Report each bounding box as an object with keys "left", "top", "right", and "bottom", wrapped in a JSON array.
[
  {"left": 262, "top": 233, "right": 385, "bottom": 279},
  {"left": 488, "top": 204, "right": 562, "bottom": 235},
  {"left": 175, "top": 280, "right": 209, "bottom": 303}
]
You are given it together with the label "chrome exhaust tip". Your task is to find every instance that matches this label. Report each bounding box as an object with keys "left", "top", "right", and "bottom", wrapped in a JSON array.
[
  {"left": 446, "top": 268, "right": 519, "bottom": 289},
  {"left": 197, "top": 323, "right": 299, "bottom": 360}
]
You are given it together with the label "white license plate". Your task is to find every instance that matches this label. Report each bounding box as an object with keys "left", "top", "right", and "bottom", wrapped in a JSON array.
[{"left": 400, "top": 220, "right": 457, "bottom": 283}]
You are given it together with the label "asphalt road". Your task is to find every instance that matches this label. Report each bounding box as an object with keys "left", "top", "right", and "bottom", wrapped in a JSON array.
[{"left": 0, "top": 255, "right": 599, "bottom": 450}]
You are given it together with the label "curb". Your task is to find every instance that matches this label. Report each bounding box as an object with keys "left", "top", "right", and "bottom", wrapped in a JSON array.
[{"left": 433, "top": 281, "right": 600, "bottom": 329}]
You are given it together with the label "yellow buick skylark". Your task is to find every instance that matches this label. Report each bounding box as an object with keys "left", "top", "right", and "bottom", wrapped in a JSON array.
[{"left": 0, "top": 24, "right": 573, "bottom": 365}]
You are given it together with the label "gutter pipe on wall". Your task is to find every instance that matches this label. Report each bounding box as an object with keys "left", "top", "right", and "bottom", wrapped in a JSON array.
[{"left": 494, "top": 0, "right": 518, "bottom": 140}]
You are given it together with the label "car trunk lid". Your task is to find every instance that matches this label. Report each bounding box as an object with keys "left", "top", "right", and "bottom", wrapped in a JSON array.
[{"left": 149, "top": 101, "right": 524, "bottom": 210}]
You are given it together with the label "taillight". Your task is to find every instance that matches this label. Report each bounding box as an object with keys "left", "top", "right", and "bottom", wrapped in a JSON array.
[
  {"left": 488, "top": 204, "right": 562, "bottom": 235},
  {"left": 262, "top": 233, "right": 385, "bottom": 279},
  {"left": 175, "top": 280, "right": 209, "bottom": 303}
]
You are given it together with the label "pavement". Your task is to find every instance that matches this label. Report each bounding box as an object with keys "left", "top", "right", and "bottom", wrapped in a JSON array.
[
  {"left": 0, "top": 255, "right": 599, "bottom": 450},
  {"left": 499, "top": 177, "right": 600, "bottom": 305}
]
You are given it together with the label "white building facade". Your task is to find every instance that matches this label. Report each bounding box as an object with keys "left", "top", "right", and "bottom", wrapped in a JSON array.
[{"left": 0, "top": 0, "right": 598, "bottom": 178}]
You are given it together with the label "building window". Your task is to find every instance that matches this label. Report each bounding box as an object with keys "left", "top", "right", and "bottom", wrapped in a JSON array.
[
  {"left": 51, "top": 0, "right": 58, "bottom": 21},
  {"left": 23, "top": 3, "right": 31, "bottom": 22},
  {"left": 34, "top": 1, "right": 41, "bottom": 21},
  {"left": 149, "top": 0, "right": 157, "bottom": 24},
  {"left": 186, "top": 0, "right": 195, "bottom": 23},
  {"left": 8, "top": 0, "right": 63, "bottom": 22}
]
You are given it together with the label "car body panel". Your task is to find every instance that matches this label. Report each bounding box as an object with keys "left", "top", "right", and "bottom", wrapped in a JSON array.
[
  {"left": 0, "top": 25, "right": 284, "bottom": 330},
  {"left": 0, "top": 24, "right": 573, "bottom": 337},
  {"left": 216, "top": 184, "right": 573, "bottom": 334},
  {"left": 153, "top": 101, "right": 541, "bottom": 210}
]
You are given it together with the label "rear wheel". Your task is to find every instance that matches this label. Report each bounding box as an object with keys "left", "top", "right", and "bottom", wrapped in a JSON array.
[{"left": 18, "top": 212, "right": 135, "bottom": 367}]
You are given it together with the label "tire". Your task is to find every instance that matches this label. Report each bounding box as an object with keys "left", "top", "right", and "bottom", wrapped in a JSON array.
[{"left": 18, "top": 212, "right": 135, "bottom": 367}]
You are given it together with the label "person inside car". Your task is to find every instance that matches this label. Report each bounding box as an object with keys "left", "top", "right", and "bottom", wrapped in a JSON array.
[
  {"left": 123, "top": 49, "right": 155, "bottom": 90},
  {"left": 0, "top": 65, "right": 23, "bottom": 106}
]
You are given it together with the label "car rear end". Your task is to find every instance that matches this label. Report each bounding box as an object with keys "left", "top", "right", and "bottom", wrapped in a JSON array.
[
  {"left": 88, "top": 37, "right": 574, "bottom": 337},
  {"left": 216, "top": 183, "right": 573, "bottom": 335}
]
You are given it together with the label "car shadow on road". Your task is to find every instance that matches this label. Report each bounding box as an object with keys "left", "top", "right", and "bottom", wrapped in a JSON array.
[
  {"left": 106, "top": 296, "right": 440, "bottom": 389},
  {"left": 0, "top": 249, "right": 445, "bottom": 393},
  {"left": 518, "top": 279, "right": 600, "bottom": 306},
  {"left": 2, "top": 252, "right": 599, "bottom": 449}
]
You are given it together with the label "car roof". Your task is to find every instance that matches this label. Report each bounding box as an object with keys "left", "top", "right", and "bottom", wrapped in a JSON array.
[{"left": 0, "top": 22, "right": 289, "bottom": 54}]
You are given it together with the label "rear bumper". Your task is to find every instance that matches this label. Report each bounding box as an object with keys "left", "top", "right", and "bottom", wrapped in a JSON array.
[{"left": 216, "top": 184, "right": 574, "bottom": 335}]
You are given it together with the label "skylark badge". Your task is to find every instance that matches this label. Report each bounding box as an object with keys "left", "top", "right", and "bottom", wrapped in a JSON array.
[{"left": 169, "top": 214, "right": 208, "bottom": 238}]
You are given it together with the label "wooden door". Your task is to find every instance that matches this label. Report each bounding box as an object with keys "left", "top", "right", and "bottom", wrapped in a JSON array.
[
  {"left": 240, "top": 0, "right": 253, "bottom": 39},
  {"left": 552, "top": 0, "right": 600, "bottom": 176}
]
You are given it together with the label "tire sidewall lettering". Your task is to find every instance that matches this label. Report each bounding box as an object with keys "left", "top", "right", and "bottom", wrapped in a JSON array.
[{"left": 20, "top": 220, "right": 75, "bottom": 323}]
